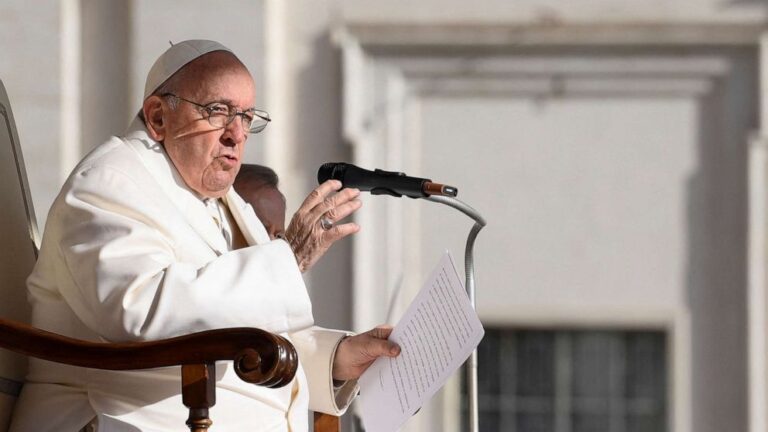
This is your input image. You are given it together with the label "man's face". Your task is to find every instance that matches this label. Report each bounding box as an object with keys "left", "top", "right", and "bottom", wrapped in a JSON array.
[{"left": 160, "top": 55, "right": 256, "bottom": 198}]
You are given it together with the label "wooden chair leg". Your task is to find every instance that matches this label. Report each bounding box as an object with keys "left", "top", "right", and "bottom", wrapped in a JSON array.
[
  {"left": 314, "top": 412, "right": 340, "bottom": 432},
  {"left": 182, "top": 363, "right": 216, "bottom": 432}
]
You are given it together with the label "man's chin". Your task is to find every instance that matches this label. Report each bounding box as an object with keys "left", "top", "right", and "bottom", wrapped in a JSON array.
[{"left": 200, "top": 177, "right": 235, "bottom": 199}]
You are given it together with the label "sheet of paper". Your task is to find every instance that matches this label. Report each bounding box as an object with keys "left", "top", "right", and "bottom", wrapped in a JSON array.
[{"left": 358, "top": 252, "right": 485, "bottom": 432}]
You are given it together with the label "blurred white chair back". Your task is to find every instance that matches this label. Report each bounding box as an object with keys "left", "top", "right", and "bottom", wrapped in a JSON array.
[{"left": 0, "top": 79, "right": 41, "bottom": 430}]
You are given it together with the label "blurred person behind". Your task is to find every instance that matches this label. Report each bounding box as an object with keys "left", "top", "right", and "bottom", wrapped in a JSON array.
[{"left": 234, "top": 163, "right": 286, "bottom": 240}]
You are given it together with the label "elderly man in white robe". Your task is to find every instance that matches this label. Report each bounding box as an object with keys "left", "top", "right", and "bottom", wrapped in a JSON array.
[{"left": 9, "top": 40, "right": 400, "bottom": 432}]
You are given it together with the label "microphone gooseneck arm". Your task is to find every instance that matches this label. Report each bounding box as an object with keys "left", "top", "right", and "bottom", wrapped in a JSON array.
[{"left": 425, "top": 195, "right": 486, "bottom": 432}]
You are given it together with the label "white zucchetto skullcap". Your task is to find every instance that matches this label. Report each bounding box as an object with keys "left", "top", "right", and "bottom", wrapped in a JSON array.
[{"left": 143, "top": 40, "right": 234, "bottom": 100}]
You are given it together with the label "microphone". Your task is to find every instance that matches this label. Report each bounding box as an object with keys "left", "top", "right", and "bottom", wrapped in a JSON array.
[{"left": 317, "top": 162, "right": 458, "bottom": 198}]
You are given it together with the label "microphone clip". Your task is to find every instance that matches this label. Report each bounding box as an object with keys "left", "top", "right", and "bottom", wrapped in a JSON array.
[{"left": 370, "top": 169, "right": 411, "bottom": 198}]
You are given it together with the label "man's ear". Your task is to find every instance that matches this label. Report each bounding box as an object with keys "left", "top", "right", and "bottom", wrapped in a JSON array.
[{"left": 143, "top": 96, "right": 166, "bottom": 141}]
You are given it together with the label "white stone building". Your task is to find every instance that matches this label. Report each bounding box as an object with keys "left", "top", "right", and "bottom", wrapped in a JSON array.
[{"left": 2, "top": 1, "right": 768, "bottom": 431}]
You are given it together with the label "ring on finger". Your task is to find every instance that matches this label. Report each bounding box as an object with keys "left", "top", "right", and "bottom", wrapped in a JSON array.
[{"left": 319, "top": 217, "right": 334, "bottom": 231}]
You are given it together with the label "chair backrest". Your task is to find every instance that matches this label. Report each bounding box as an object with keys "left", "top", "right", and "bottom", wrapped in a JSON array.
[{"left": 0, "top": 79, "right": 41, "bottom": 430}]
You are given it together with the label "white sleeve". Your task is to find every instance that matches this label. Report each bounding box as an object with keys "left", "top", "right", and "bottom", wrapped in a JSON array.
[{"left": 290, "top": 326, "right": 359, "bottom": 415}]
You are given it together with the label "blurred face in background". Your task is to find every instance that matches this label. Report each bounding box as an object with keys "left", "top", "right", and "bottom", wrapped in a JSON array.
[{"left": 236, "top": 183, "right": 287, "bottom": 240}]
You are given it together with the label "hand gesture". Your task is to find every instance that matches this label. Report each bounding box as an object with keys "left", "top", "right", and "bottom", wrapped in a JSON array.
[
  {"left": 284, "top": 180, "right": 361, "bottom": 272},
  {"left": 332, "top": 326, "right": 401, "bottom": 381}
]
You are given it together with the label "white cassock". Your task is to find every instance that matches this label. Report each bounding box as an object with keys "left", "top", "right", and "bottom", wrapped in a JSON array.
[{"left": 9, "top": 117, "right": 357, "bottom": 432}]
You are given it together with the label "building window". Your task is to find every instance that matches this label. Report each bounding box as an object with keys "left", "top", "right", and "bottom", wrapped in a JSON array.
[{"left": 463, "top": 328, "right": 667, "bottom": 432}]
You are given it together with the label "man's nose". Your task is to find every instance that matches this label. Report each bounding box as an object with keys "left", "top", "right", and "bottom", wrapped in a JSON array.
[{"left": 221, "top": 116, "right": 246, "bottom": 145}]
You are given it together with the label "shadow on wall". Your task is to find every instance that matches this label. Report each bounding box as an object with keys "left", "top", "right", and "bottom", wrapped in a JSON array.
[
  {"left": 291, "top": 29, "right": 358, "bottom": 432},
  {"left": 293, "top": 31, "right": 354, "bottom": 331}
]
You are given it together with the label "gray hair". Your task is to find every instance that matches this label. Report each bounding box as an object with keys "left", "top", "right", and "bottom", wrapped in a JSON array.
[{"left": 234, "top": 164, "right": 279, "bottom": 189}]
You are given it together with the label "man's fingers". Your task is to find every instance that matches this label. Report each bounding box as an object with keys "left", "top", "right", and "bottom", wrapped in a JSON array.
[
  {"left": 322, "top": 199, "right": 361, "bottom": 224},
  {"left": 295, "top": 181, "right": 361, "bottom": 230},
  {"left": 367, "top": 337, "right": 400, "bottom": 357},
  {"left": 297, "top": 179, "right": 343, "bottom": 212},
  {"left": 308, "top": 187, "right": 360, "bottom": 222},
  {"left": 383, "top": 340, "right": 400, "bottom": 356},
  {"left": 321, "top": 222, "right": 360, "bottom": 246},
  {"left": 367, "top": 326, "right": 399, "bottom": 357},
  {"left": 371, "top": 325, "right": 394, "bottom": 339}
]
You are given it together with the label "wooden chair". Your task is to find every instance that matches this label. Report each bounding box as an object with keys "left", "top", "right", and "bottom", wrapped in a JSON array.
[{"left": 0, "top": 80, "right": 340, "bottom": 432}]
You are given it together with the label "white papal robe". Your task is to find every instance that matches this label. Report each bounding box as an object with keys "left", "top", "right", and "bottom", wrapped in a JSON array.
[{"left": 9, "top": 117, "right": 356, "bottom": 432}]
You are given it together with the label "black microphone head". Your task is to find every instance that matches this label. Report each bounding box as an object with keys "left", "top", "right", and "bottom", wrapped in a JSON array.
[{"left": 317, "top": 162, "right": 348, "bottom": 184}]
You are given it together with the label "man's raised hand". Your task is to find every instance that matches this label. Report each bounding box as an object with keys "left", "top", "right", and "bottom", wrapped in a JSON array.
[{"left": 284, "top": 180, "right": 361, "bottom": 272}]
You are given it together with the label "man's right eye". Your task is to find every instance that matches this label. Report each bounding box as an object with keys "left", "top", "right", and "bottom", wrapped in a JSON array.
[{"left": 207, "top": 104, "right": 230, "bottom": 115}]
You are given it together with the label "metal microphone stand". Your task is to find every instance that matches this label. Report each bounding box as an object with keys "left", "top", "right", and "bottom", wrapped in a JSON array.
[{"left": 425, "top": 195, "right": 486, "bottom": 432}]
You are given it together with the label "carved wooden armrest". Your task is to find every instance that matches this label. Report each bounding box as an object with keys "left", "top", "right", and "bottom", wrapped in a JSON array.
[{"left": 0, "top": 318, "right": 298, "bottom": 431}]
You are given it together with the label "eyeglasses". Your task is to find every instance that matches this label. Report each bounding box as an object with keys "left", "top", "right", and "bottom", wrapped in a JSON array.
[{"left": 162, "top": 93, "right": 271, "bottom": 134}]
